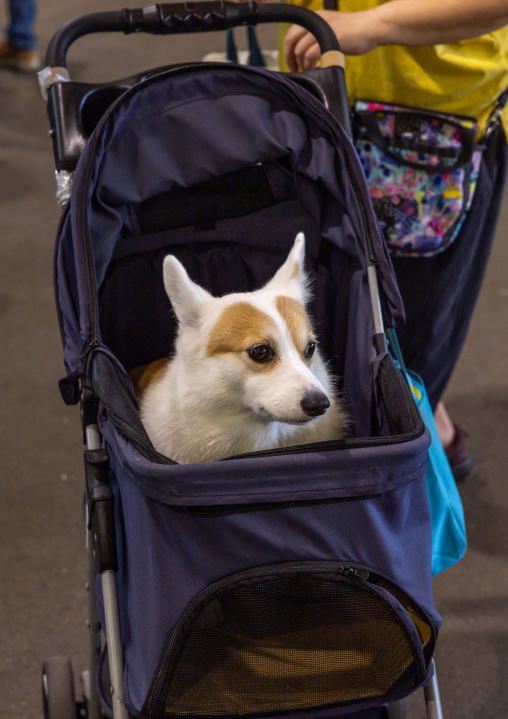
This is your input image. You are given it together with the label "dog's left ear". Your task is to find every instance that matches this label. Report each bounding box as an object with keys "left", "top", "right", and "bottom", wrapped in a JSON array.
[
  {"left": 163, "top": 255, "right": 212, "bottom": 326},
  {"left": 264, "top": 232, "right": 309, "bottom": 305}
]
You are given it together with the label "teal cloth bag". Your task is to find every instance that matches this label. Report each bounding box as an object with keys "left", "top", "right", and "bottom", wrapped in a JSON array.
[{"left": 387, "top": 330, "right": 467, "bottom": 575}]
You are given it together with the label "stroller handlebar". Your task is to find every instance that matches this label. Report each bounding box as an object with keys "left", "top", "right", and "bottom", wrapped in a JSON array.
[
  {"left": 45, "top": 2, "right": 342, "bottom": 68},
  {"left": 43, "top": 2, "right": 351, "bottom": 176}
]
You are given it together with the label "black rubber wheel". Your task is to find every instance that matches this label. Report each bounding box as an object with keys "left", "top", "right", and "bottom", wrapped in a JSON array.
[
  {"left": 388, "top": 699, "right": 407, "bottom": 719},
  {"left": 42, "top": 655, "right": 76, "bottom": 719}
]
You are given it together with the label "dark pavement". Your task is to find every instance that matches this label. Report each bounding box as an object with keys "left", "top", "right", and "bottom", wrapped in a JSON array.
[{"left": 0, "top": 2, "right": 507, "bottom": 717}]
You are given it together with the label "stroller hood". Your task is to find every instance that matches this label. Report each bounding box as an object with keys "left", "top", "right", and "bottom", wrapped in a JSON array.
[{"left": 55, "top": 62, "right": 403, "bottom": 386}]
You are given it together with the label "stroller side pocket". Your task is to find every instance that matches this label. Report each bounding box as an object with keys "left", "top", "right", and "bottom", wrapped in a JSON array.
[{"left": 143, "top": 561, "right": 436, "bottom": 718}]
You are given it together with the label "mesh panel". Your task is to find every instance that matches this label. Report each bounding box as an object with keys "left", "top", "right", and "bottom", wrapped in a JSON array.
[
  {"left": 91, "top": 351, "right": 174, "bottom": 464},
  {"left": 377, "top": 355, "right": 422, "bottom": 437},
  {"left": 155, "top": 573, "right": 421, "bottom": 717}
]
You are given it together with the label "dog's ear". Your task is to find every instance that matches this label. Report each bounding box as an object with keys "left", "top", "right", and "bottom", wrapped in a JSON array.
[
  {"left": 163, "top": 255, "right": 212, "bottom": 326},
  {"left": 264, "top": 232, "right": 309, "bottom": 304}
]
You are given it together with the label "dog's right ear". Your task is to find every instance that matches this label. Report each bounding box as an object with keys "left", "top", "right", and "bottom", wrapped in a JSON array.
[
  {"left": 163, "top": 255, "right": 212, "bottom": 326},
  {"left": 264, "top": 232, "right": 309, "bottom": 305}
]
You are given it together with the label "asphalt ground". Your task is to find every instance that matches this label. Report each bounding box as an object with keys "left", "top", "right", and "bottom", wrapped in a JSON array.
[{"left": 0, "top": 1, "right": 507, "bottom": 717}]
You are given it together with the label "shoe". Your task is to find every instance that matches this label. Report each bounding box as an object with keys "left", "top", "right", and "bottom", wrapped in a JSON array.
[
  {"left": 0, "top": 42, "right": 41, "bottom": 72},
  {"left": 444, "top": 425, "right": 474, "bottom": 481}
]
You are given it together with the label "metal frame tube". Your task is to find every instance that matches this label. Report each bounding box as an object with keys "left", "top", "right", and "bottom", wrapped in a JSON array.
[
  {"left": 367, "top": 265, "right": 384, "bottom": 336},
  {"left": 424, "top": 659, "right": 444, "bottom": 719},
  {"left": 367, "top": 264, "right": 388, "bottom": 354},
  {"left": 102, "top": 571, "right": 128, "bottom": 719},
  {"left": 86, "top": 528, "right": 102, "bottom": 719},
  {"left": 86, "top": 424, "right": 128, "bottom": 719},
  {"left": 86, "top": 425, "right": 102, "bottom": 719}
]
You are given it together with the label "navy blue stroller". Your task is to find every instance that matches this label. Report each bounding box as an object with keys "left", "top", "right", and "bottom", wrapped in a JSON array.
[{"left": 41, "top": 4, "right": 444, "bottom": 719}]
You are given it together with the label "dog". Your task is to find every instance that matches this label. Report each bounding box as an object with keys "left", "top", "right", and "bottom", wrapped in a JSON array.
[{"left": 133, "top": 233, "right": 347, "bottom": 464}]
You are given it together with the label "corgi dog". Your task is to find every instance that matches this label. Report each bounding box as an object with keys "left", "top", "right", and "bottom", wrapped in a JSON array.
[{"left": 136, "top": 233, "right": 347, "bottom": 464}]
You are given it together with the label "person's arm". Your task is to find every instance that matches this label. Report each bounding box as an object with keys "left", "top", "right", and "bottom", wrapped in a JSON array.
[{"left": 284, "top": 0, "right": 508, "bottom": 72}]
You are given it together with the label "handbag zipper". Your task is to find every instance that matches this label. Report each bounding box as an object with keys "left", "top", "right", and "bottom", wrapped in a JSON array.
[{"left": 144, "top": 560, "right": 434, "bottom": 718}]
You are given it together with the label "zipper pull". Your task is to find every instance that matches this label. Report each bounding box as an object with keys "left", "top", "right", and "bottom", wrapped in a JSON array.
[
  {"left": 80, "top": 337, "right": 104, "bottom": 359},
  {"left": 339, "top": 566, "right": 370, "bottom": 581}
]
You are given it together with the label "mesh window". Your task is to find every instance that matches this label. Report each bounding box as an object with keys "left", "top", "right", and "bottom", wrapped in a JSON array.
[
  {"left": 91, "top": 351, "right": 174, "bottom": 464},
  {"left": 376, "top": 354, "right": 423, "bottom": 437},
  {"left": 149, "top": 571, "right": 424, "bottom": 717}
]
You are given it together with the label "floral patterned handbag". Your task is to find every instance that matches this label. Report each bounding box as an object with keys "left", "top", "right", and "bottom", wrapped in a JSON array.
[{"left": 352, "top": 99, "right": 484, "bottom": 257}]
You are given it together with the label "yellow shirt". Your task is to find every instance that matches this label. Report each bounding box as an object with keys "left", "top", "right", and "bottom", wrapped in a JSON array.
[{"left": 279, "top": 0, "right": 508, "bottom": 139}]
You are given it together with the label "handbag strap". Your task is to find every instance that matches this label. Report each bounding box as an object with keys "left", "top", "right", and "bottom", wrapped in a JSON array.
[
  {"left": 226, "top": 27, "right": 266, "bottom": 67},
  {"left": 483, "top": 87, "right": 508, "bottom": 140},
  {"left": 226, "top": 28, "right": 239, "bottom": 64},
  {"left": 385, "top": 328, "right": 426, "bottom": 404},
  {"left": 386, "top": 328, "right": 412, "bottom": 387}
]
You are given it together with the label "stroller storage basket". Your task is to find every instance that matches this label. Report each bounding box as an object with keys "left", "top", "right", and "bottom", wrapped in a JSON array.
[
  {"left": 49, "top": 39, "right": 441, "bottom": 717},
  {"left": 144, "top": 563, "right": 435, "bottom": 718}
]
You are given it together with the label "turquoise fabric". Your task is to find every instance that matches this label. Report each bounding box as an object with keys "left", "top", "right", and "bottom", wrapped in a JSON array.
[
  {"left": 407, "top": 370, "right": 467, "bottom": 576},
  {"left": 387, "top": 329, "right": 467, "bottom": 575}
]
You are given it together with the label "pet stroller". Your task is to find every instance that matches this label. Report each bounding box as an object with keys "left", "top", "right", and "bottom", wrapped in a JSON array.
[{"left": 41, "top": 4, "right": 444, "bottom": 718}]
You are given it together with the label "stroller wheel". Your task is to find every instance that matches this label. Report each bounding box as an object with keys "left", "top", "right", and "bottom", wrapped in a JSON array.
[{"left": 42, "top": 655, "right": 76, "bottom": 719}]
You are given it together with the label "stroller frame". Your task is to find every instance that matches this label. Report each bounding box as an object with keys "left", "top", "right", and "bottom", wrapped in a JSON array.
[{"left": 41, "top": 5, "right": 444, "bottom": 719}]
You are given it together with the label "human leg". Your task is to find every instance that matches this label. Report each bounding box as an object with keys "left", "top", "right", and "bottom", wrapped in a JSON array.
[
  {"left": 392, "top": 124, "right": 507, "bottom": 409},
  {"left": 392, "top": 124, "right": 506, "bottom": 477},
  {"left": 434, "top": 401, "right": 474, "bottom": 479},
  {"left": 6, "top": 0, "right": 37, "bottom": 50},
  {"left": 0, "top": 0, "right": 40, "bottom": 71},
  {"left": 433, "top": 401, "right": 455, "bottom": 448},
  {"left": 393, "top": 127, "right": 507, "bottom": 479}
]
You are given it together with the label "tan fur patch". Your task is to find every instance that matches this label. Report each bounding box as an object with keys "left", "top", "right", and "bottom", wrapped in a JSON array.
[
  {"left": 206, "top": 301, "right": 278, "bottom": 371},
  {"left": 275, "top": 295, "right": 314, "bottom": 358},
  {"left": 128, "top": 357, "right": 170, "bottom": 397}
]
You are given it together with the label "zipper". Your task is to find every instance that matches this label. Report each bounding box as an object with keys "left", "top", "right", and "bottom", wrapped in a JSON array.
[
  {"left": 79, "top": 62, "right": 384, "bottom": 345},
  {"left": 340, "top": 561, "right": 439, "bottom": 641},
  {"left": 104, "top": 407, "right": 423, "bottom": 464},
  {"left": 102, "top": 359, "right": 424, "bottom": 464},
  {"left": 144, "top": 560, "right": 434, "bottom": 718},
  {"left": 80, "top": 336, "right": 105, "bottom": 359},
  {"left": 220, "top": 423, "right": 423, "bottom": 462},
  {"left": 354, "top": 97, "right": 479, "bottom": 126},
  {"left": 103, "top": 346, "right": 425, "bottom": 463}
]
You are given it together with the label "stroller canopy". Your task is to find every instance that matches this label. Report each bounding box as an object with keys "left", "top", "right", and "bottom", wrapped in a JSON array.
[{"left": 56, "top": 63, "right": 404, "bottom": 387}]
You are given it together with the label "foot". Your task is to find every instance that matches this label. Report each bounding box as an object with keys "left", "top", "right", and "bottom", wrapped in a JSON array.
[
  {"left": 0, "top": 42, "right": 41, "bottom": 72},
  {"left": 444, "top": 425, "right": 474, "bottom": 481}
]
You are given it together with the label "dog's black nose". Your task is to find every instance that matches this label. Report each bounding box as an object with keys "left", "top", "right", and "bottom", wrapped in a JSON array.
[{"left": 301, "top": 391, "right": 330, "bottom": 417}]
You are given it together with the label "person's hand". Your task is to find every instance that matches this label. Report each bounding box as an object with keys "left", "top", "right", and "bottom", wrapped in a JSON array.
[
  {"left": 284, "top": 10, "right": 379, "bottom": 72},
  {"left": 284, "top": 0, "right": 508, "bottom": 71}
]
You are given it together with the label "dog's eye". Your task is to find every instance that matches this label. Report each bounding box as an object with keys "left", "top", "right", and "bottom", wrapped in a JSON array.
[
  {"left": 304, "top": 341, "right": 316, "bottom": 359},
  {"left": 248, "top": 344, "right": 273, "bottom": 363}
]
